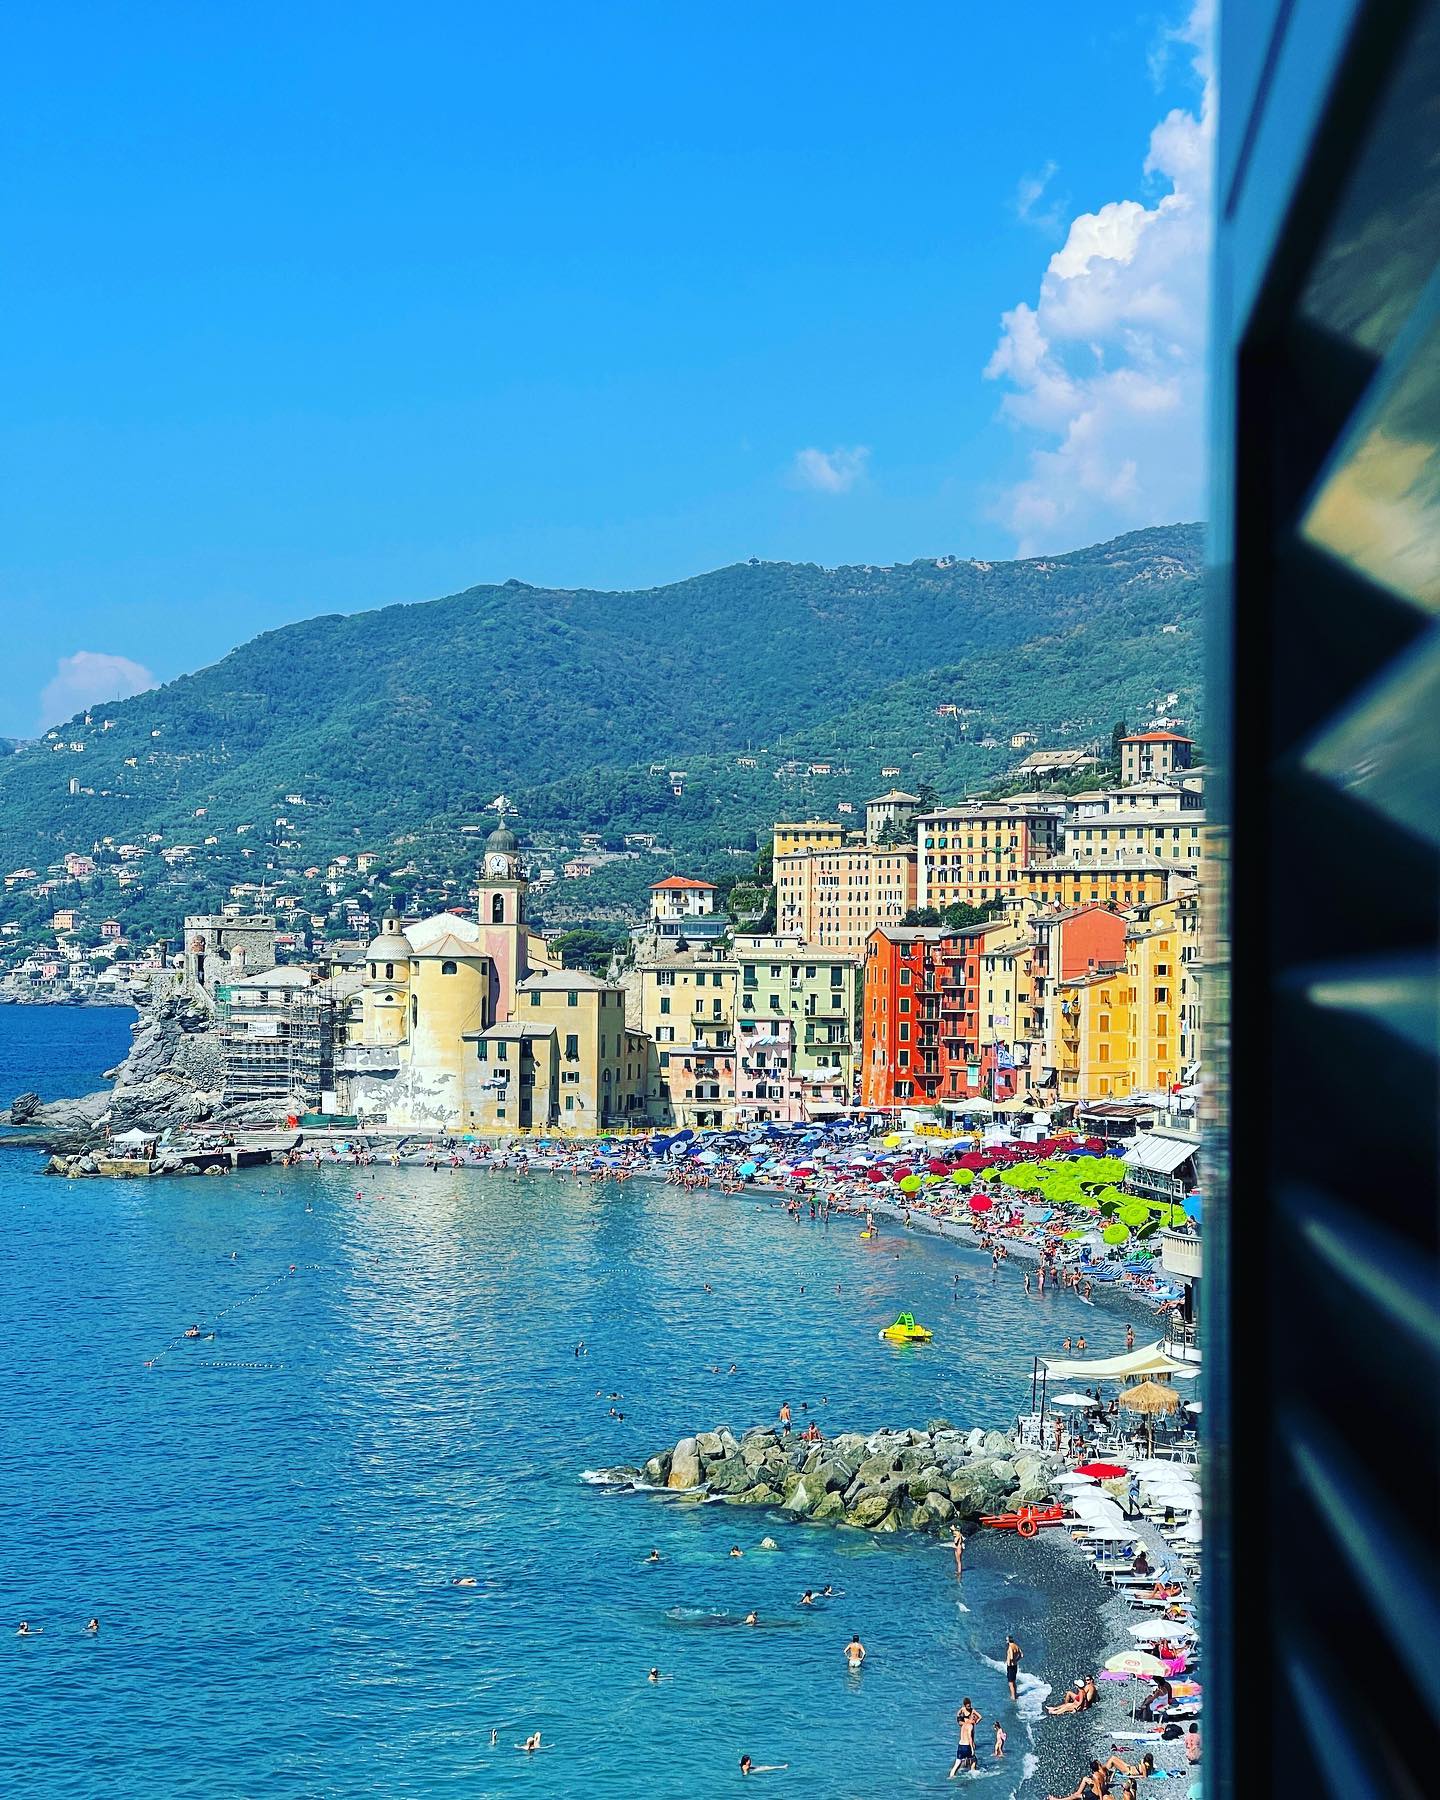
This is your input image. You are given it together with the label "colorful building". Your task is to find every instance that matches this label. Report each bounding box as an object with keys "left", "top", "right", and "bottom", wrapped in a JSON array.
[
  {"left": 732, "top": 936, "right": 861, "bottom": 1112},
  {"left": 1019, "top": 855, "right": 1193, "bottom": 911},
  {"left": 773, "top": 819, "right": 846, "bottom": 857},
  {"left": 637, "top": 946, "right": 738, "bottom": 1128},
  {"left": 915, "top": 802, "right": 1066, "bottom": 909},
  {"left": 773, "top": 839, "right": 917, "bottom": 951}
]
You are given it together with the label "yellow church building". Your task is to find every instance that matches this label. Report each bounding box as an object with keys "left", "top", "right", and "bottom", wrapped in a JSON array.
[{"left": 342, "top": 822, "right": 645, "bottom": 1134}]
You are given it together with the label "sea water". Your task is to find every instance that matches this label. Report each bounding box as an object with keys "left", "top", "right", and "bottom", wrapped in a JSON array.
[{"left": 0, "top": 1008, "right": 1115, "bottom": 1796}]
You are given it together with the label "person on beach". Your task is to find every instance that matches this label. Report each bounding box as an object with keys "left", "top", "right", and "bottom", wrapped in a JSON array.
[
  {"left": 1103, "top": 1753, "right": 1155, "bottom": 1780},
  {"left": 844, "top": 1632, "right": 865, "bottom": 1667},
  {"left": 1047, "top": 1760, "right": 1109, "bottom": 1799},
  {"left": 778, "top": 1402, "right": 792, "bottom": 1436},
  {"left": 1004, "top": 1634, "right": 1022, "bottom": 1700},
  {"left": 948, "top": 1698, "right": 982, "bottom": 1777},
  {"left": 1184, "top": 1722, "right": 1202, "bottom": 1764},
  {"left": 994, "top": 1723, "right": 1006, "bottom": 1758}
]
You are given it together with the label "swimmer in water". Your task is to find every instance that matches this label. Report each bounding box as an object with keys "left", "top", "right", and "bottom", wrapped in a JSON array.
[
  {"left": 845, "top": 1632, "right": 865, "bottom": 1666},
  {"left": 183, "top": 1325, "right": 202, "bottom": 1339},
  {"left": 648, "top": 1667, "right": 661, "bottom": 1683},
  {"left": 743, "top": 1610, "right": 759, "bottom": 1626},
  {"left": 739, "top": 1754, "right": 789, "bottom": 1776},
  {"left": 729, "top": 1546, "right": 744, "bottom": 1558},
  {"left": 516, "top": 1732, "right": 542, "bottom": 1753},
  {"left": 645, "top": 1550, "right": 662, "bottom": 1564},
  {"left": 452, "top": 1577, "right": 478, "bottom": 1587},
  {"left": 799, "top": 1590, "right": 815, "bottom": 1606},
  {"left": 85, "top": 1618, "right": 99, "bottom": 1634},
  {"left": 820, "top": 1585, "right": 838, "bottom": 1598},
  {"left": 489, "top": 1729, "right": 498, "bottom": 1747},
  {"left": 16, "top": 1622, "right": 40, "bottom": 1635}
]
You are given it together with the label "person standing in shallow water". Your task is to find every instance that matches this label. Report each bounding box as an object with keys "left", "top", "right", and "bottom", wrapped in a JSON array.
[
  {"left": 952, "top": 1527, "right": 964, "bottom": 1576},
  {"left": 1004, "top": 1633, "right": 1022, "bottom": 1701}
]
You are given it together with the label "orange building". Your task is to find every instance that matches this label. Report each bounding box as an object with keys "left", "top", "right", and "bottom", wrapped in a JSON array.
[
  {"left": 1019, "top": 855, "right": 1190, "bottom": 912},
  {"left": 862, "top": 919, "right": 1022, "bottom": 1108}
]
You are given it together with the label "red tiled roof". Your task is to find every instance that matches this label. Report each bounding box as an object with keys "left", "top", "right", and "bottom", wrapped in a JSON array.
[
  {"left": 1121, "top": 731, "right": 1194, "bottom": 744},
  {"left": 650, "top": 875, "right": 717, "bottom": 890}
]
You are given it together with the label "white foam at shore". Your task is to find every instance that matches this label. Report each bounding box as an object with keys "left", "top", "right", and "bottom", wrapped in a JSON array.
[{"left": 980, "top": 1654, "right": 1053, "bottom": 1722}]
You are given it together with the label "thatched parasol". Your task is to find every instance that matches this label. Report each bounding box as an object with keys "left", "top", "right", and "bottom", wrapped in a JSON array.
[{"left": 1117, "top": 1379, "right": 1181, "bottom": 1416}]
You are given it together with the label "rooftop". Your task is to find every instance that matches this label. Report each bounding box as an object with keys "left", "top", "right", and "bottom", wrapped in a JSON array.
[
  {"left": 650, "top": 875, "right": 718, "bottom": 891},
  {"left": 1120, "top": 731, "right": 1195, "bottom": 745}
]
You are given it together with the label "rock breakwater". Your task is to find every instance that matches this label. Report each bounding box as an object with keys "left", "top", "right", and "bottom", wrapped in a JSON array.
[{"left": 596, "top": 1419, "right": 1061, "bottom": 1537}]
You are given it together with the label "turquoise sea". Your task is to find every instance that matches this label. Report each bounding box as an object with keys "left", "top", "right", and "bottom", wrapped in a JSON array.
[{"left": 1, "top": 1007, "right": 1119, "bottom": 1796}]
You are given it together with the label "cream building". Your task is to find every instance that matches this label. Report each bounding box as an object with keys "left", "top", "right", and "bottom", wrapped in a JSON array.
[
  {"left": 732, "top": 935, "right": 861, "bottom": 1110},
  {"left": 773, "top": 839, "right": 917, "bottom": 951},
  {"left": 637, "top": 946, "right": 738, "bottom": 1128}
]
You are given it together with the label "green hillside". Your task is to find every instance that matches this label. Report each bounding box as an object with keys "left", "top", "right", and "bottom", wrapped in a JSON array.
[{"left": 0, "top": 523, "right": 1203, "bottom": 880}]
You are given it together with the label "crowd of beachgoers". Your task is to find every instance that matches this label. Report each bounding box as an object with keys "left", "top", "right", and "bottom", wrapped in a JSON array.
[{"left": 278, "top": 1119, "right": 1195, "bottom": 1324}]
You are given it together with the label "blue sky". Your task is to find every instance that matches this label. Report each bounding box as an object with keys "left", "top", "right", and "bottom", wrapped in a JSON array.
[{"left": 2, "top": 2, "right": 1211, "bottom": 737}]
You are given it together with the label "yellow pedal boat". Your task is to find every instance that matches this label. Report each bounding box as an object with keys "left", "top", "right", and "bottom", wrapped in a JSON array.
[{"left": 879, "top": 1312, "right": 933, "bottom": 1344}]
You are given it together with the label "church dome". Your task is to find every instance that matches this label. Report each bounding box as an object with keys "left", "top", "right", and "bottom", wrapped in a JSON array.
[
  {"left": 366, "top": 916, "right": 414, "bottom": 961},
  {"left": 485, "top": 821, "right": 519, "bottom": 855}
]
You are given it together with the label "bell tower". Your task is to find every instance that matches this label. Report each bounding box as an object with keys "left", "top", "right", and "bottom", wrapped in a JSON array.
[{"left": 476, "top": 809, "right": 528, "bottom": 1019}]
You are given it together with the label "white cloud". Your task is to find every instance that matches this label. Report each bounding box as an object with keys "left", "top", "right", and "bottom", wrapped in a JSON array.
[
  {"left": 39, "top": 651, "right": 156, "bottom": 729},
  {"left": 790, "top": 445, "right": 871, "bottom": 494},
  {"left": 985, "top": 2, "right": 1214, "bottom": 552},
  {"left": 1015, "top": 160, "right": 1063, "bottom": 231}
]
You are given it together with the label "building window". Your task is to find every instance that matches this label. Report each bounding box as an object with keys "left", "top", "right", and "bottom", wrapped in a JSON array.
[
  {"left": 530, "top": 990, "right": 541, "bottom": 1006},
  {"left": 441, "top": 960, "right": 458, "bottom": 975},
  {"left": 659, "top": 996, "right": 671, "bottom": 1015},
  {"left": 567, "top": 991, "right": 578, "bottom": 1007},
  {"left": 385, "top": 962, "right": 395, "bottom": 980},
  {"left": 410, "top": 995, "right": 417, "bottom": 1027},
  {"left": 565, "top": 1033, "right": 579, "bottom": 1060}
]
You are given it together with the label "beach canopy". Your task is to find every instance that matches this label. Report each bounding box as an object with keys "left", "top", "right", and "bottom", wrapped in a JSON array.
[
  {"left": 1118, "top": 1380, "right": 1182, "bottom": 1416},
  {"left": 1050, "top": 1394, "right": 1098, "bottom": 1409},
  {"left": 1041, "top": 1343, "right": 1190, "bottom": 1381},
  {"left": 1074, "top": 1461, "right": 1129, "bottom": 1478}
]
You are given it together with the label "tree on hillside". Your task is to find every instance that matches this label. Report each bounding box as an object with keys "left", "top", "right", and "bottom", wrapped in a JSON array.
[{"left": 1110, "top": 719, "right": 1129, "bottom": 766}]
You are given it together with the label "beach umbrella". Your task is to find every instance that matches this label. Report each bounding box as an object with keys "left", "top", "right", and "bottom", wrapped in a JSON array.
[
  {"left": 1129, "top": 1621, "right": 1197, "bottom": 1642},
  {"left": 950, "top": 1169, "right": 974, "bottom": 1186},
  {"left": 1118, "top": 1382, "right": 1182, "bottom": 1417},
  {"left": 1054, "top": 1472, "right": 1099, "bottom": 1486},
  {"left": 738, "top": 1162, "right": 757, "bottom": 1177},
  {"left": 791, "top": 1165, "right": 815, "bottom": 1177},
  {"left": 1102, "top": 1223, "right": 1130, "bottom": 1245},
  {"left": 1052, "top": 1394, "right": 1099, "bottom": 1409},
  {"left": 927, "top": 1157, "right": 950, "bottom": 1174},
  {"left": 1074, "top": 1461, "right": 1129, "bottom": 1478},
  {"left": 882, "top": 1133, "right": 902, "bottom": 1148},
  {"left": 968, "top": 1194, "right": 993, "bottom": 1212},
  {"left": 866, "top": 1168, "right": 887, "bottom": 1183},
  {"left": 898, "top": 1173, "right": 922, "bottom": 1193},
  {"left": 1105, "top": 1650, "right": 1167, "bottom": 1678}
]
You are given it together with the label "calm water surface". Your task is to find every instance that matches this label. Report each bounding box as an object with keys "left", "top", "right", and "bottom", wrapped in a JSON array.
[{"left": 0, "top": 1009, "right": 1115, "bottom": 1796}]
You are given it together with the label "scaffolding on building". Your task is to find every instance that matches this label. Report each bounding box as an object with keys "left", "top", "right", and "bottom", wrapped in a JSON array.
[{"left": 217, "top": 982, "right": 335, "bottom": 1108}]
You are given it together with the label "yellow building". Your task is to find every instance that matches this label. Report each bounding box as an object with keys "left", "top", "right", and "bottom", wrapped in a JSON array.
[
  {"left": 467, "top": 966, "right": 645, "bottom": 1135},
  {"left": 1020, "top": 855, "right": 1192, "bottom": 912},
  {"left": 773, "top": 841, "right": 916, "bottom": 950},
  {"left": 1062, "top": 811, "right": 1205, "bottom": 872},
  {"left": 916, "top": 802, "right": 1066, "bottom": 908},
  {"left": 773, "top": 819, "right": 845, "bottom": 858},
  {"left": 1050, "top": 898, "right": 1190, "bottom": 1102},
  {"left": 637, "top": 947, "right": 738, "bottom": 1128}
]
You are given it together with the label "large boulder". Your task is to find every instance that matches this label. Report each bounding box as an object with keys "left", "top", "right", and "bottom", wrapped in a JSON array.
[
  {"left": 706, "top": 1456, "right": 752, "bottom": 1495},
  {"left": 718, "top": 1427, "right": 740, "bottom": 1457},
  {"left": 810, "top": 1491, "right": 846, "bottom": 1523},
  {"left": 642, "top": 1453, "right": 671, "bottom": 1486},
  {"left": 695, "top": 1431, "right": 725, "bottom": 1462},
  {"left": 857, "top": 1452, "right": 895, "bottom": 1487},
  {"left": 982, "top": 1431, "right": 1013, "bottom": 1455},
  {"left": 923, "top": 1491, "right": 956, "bottom": 1526},
  {"left": 1017, "top": 1477, "right": 1054, "bottom": 1508},
  {"left": 732, "top": 1484, "right": 780, "bottom": 1506},
  {"left": 741, "top": 1437, "right": 777, "bottom": 1470},
  {"left": 781, "top": 1474, "right": 828, "bottom": 1515},
  {"left": 831, "top": 1433, "right": 868, "bottom": 1458},
  {"left": 846, "top": 1492, "right": 895, "bottom": 1530},
  {"left": 668, "top": 1438, "right": 703, "bottom": 1490},
  {"left": 966, "top": 1428, "right": 987, "bottom": 1452}
]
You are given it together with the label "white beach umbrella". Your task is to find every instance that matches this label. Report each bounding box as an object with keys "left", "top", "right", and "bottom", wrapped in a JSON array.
[
  {"left": 1054, "top": 1473, "right": 1099, "bottom": 1488},
  {"left": 1128, "top": 1620, "right": 1197, "bottom": 1642}
]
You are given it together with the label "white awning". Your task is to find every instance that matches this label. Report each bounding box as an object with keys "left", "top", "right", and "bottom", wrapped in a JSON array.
[
  {"left": 1042, "top": 1342, "right": 1191, "bottom": 1380},
  {"left": 1122, "top": 1132, "right": 1199, "bottom": 1175}
]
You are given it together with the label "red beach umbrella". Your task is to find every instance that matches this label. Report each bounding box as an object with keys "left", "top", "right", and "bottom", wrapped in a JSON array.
[
  {"left": 968, "top": 1195, "right": 993, "bottom": 1212},
  {"left": 892, "top": 1166, "right": 913, "bottom": 1181},
  {"left": 927, "top": 1157, "right": 950, "bottom": 1174},
  {"left": 791, "top": 1166, "right": 814, "bottom": 1178},
  {"left": 1074, "top": 1461, "right": 1129, "bottom": 1479}
]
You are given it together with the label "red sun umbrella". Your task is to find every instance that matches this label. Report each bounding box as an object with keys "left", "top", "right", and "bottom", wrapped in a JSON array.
[
  {"left": 926, "top": 1158, "right": 951, "bottom": 1174},
  {"left": 1074, "top": 1461, "right": 1129, "bottom": 1479},
  {"left": 791, "top": 1166, "right": 814, "bottom": 1178},
  {"left": 968, "top": 1194, "right": 993, "bottom": 1212},
  {"left": 891, "top": 1166, "right": 913, "bottom": 1181},
  {"left": 866, "top": 1168, "right": 887, "bottom": 1183}
]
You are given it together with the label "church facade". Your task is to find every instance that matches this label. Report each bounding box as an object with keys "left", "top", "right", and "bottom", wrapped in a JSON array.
[{"left": 337, "top": 823, "right": 647, "bottom": 1135}]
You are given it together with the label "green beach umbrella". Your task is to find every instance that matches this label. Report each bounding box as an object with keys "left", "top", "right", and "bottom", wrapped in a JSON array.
[{"left": 1102, "top": 1222, "right": 1130, "bottom": 1245}]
